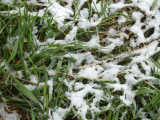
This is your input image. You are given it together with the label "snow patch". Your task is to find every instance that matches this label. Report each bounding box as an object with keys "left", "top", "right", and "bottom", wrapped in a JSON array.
[{"left": 0, "top": 103, "right": 21, "bottom": 120}]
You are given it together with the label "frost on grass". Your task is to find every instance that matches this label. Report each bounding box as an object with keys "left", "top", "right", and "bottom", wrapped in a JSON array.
[{"left": 0, "top": 0, "right": 160, "bottom": 119}]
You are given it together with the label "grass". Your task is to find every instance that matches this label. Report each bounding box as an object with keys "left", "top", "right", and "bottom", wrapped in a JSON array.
[{"left": 0, "top": 0, "right": 160, "bottom": 120}]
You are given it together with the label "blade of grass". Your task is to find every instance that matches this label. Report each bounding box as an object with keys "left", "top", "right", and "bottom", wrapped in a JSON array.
[
  {"left": 136, "top": 87, "right": 156, "bottom": 95},
  {"left": 101, "top": 1, "right": 108, "bottom": 17},
  {"left": 151, "top": 0, "right": 158, "bottom": 11},
  {"left": 11, "top": 75, "right": 41, "bottom": 105},
  {"left": 31, "top": 109, "right": 36, "bottom": 120},
  {"left": 143, "top": 92, "right": 160, "bottom": 111},
  {"left": 150, "top": 57, "right": 160, "bottom": 69},
  {"left": 8, "top": 39, "right": 19, "bottom": 63}
]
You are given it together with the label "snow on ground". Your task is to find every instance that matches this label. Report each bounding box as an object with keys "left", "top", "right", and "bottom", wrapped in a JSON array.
[
  {"left": 0, "top": 103, "right": 21, "bottom": 120},
  {"left": 0, "top": 0, "right": 160, "bottom": 119}
]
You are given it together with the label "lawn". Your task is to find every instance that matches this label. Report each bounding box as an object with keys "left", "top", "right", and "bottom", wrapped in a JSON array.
[{"left": 0, "top": 0, "right": 160, "bottom": 120}]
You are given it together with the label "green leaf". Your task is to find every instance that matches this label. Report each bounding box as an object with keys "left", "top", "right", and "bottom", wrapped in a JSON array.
[
  {"left": 108, "top": 109, "right": 112, "bottom": 120},
  {"left": 10, "top": 103, "right": 30, "bottom": 110},
  {"left": 31, "top": 109, "right": 36, "bottom": 120},
  {"left": 136, "top": 87, "right": 156, "bottom": 95},
  {"left": 4, "top": 96, "right": 26, "bottom": 102},
  {"left": 101, "top": 1, "right": 108, "bottom": 16},
  {"left": 151, "top": 57, "right": 160, "bottom": 69},
  {"left": 132, "top": 99, "right": 136, "bottom": 110},
  {"left": 8, "top": 39, "right": 19, "bottom": 63},
  {"left": 157, "top": 114, "right": 160, "bottom": 120},
  {"left": 151, "top": 0, "right": 158, "bottom": 11},
  {"left": 12, "top": 76, "right": 41, "bottom": 105},
  {"left": 143, "top": 92, "right": 160, "bottom": 111},
  {"left": 118, "top": 13, "right": 132, "bottom": 21},
  {"left": 20, "top": 0, "right": 27, "bottom": 7},
  {"left": 61, "top": 48, "right": 77, "bottom": 63},
  {"left": 96, "top": 108, "right": 109, "bottom": 116},
  {"left": 0, "top": 26, "right": 5, "bottom": 34}
]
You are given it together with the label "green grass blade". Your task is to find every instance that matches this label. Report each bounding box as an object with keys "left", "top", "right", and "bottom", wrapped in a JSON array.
[
  {"left": 4, "top": 96, "right": 26, "bottom": 102},
  {"left": 151, "top": 0, "right": 158, "bottom": 11},
  {"left": 31, "top": 109, "right": 36, "bottom": 120},
  {"left": 8, "top": 39, "right": 19, "bottom": 63},
  {"left": 151, "top": 57, "right": 160, "bottom": 69},
  {"left": 143, "top": 92, "right": 160, "bottom": 111},
  {"left": 12, "top": 75, "right": 41, "bottom": 105},
  {"left": 108, "top": 109, "right": 112, "bottom": 120},
  {"left": 136, "top": 87, "right": 156, "bottom": 95},
  {"left": 101, "top": 1, "right": 108, "bottom": 16}
]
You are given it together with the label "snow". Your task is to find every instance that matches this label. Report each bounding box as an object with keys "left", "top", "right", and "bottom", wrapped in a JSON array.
[
  {"left": 84, "top": 35, "right": 100, "bottom": 47},
  {"left": 24, "top": 84, "right": 36, "bottom": 91},
  {"left": 118, "top": 12, "right": 128, "bottom": 24},
  {"left": 65, "top": 26, "right": 78, "bottom": 42},
  {"left": 0, "top": 103, "right": 21, "bottom": 120},
  {"left": 77, "top": 0, "right": 88, "bottom": 10},
  {"left": 78, "top": 65, "right": 104, "bottom": 78},
  {"left": 78, "top": 16, "right": 103, "bottom": 30},
  {"left": 65, "top": 83, "right": 105, "bottom": 120},
  {"left": 64, "top": 52, "right": 97, "bottom": 66},
  {"left": 30, "top": 75, "right": 38, "bottom": 83},
  {"left": 0, "top": 61, "right": 5, "bottom": 68},
  {"left": 48, "top": 2, "right": 74, "bottom": 28},
  {"left": 17, "top": 71, "right": 23, "bottom": 79},
  {"left": 64, "top": 79, "right": 75, "bottom": 91},
  {"left": 47, "top": 69, "right": 56, "bottom": 76},
  {"left": 1, "top": 0, "right": 14, "bottom": 4},
  {"left": 91, "top": 0, "right": 102, "bottom": 12},
  {"left": 100, "top": 63, "right": 120, "bottom": 82},
  {"left": 137, "top": 108, "right": 151, "bottom": 120},
  {"left": 52, "top": 107, "right": 71, "bottom": 120},
  {"left": 118, "top": 15, "right": 126, "bottom": 24},
  {"left": 109, "top": 2, "right": 132, "bottom": 13},
  {"left": 28, "top": 9, "right": 45, "bottom": 17},
  {"left": 47, "top": 79, "right": 54, "bottom": 96}
]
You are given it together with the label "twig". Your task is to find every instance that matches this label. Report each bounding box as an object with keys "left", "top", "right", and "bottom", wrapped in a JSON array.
[
  {"left": 89, "top": 31, "right": 125, "bottom": 36},
  {"left": 15, "top": 77, "right": 44, "bottom": 86},
  {"left": 58, "top": 71, "right": 114, "bottom": 82},
  {"left": 62, "top": 39, "right": 160, "bottom": 71}
]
